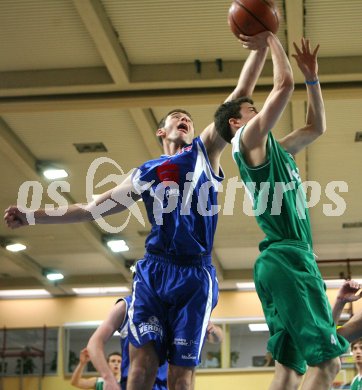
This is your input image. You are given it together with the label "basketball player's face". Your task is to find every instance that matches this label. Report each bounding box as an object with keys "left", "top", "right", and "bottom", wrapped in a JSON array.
[
  {"left": 353, "top": 342, "right": 362, "bottom": 363},
  {"left": 108, "top": 354, "right": 122, "bottom": 374},
  {"left": 164, "top": 112, "right": 194, "bottom": 144},
  {"left": 239, "top": 102, "right": 258, "bottom": 123}
]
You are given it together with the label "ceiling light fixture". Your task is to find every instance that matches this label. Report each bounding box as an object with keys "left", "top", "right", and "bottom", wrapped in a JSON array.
[
  {"left": 248, "top": 323, "right": 269, "bottom": 332},
  {"left": 43, "top": 168, "right": 68, "bottom": 180},
  {"left": 42, "top": 268, "right": 64, "bottom": 281},
  {"left": 237, "top": 279, "right": 355, "bottom": 291},
  {"left": 37, "top": 161, "right": 69, "bottom": 180},
  {"left": 105, "top": 239, "right": 129, "bottom": 253},
  {"left": 236, "top": 282, "right": 255, "bottom": 291},
  {"left": 0, "top": 289, "right": 51, "bottom": 298},
  {"left": 72, "top": 286, "right": 130, "bottom": 296},
  {"left": 45, "top": 272, "right": 64, "bottom": 281},
  {"left": 5, "top": 243, "right": 26, "bottom": 252}
]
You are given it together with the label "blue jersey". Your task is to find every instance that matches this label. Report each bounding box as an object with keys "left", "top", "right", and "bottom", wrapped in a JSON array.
[
  {"left": 118, "top": 296, "right": 168, "bottom": 390},
  {"left": 132, "top": 137, "right": 224, "bottom": 257}
]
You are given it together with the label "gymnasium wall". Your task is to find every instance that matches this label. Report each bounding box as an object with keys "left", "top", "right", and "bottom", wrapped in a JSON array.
[{"left": 0, "top": 289, "right": 359, "bottom": 390}]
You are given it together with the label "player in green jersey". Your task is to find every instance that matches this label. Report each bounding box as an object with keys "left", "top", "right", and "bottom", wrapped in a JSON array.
[
  {"left": 70, "top": 348, "right": 121, "bottom": 390},
  {"left": 350, "top": 338, "right": 362, "bottom": 390},
  {"left": 214, "top": 32, "right": 349, "bottom": 390}
]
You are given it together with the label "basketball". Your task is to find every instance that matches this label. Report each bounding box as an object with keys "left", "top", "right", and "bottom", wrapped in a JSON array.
[{"left": 228, "top": 0, "right": 279, "bottom": 38}]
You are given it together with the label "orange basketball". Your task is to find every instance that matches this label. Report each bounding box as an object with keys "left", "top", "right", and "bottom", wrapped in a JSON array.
[{"left": 228, "top": 0, "right": 279, "bottom": 38}]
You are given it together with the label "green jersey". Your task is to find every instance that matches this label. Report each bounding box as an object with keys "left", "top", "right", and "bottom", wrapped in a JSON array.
[
  {"left": 231, "top": 127, "right": 313, "bottom": 251},
  {"left": 95, "top": 377, "right": 120, "bottom": 390},
  {"left": 351, "top": 375, "right": 362, "bottom": 390}
]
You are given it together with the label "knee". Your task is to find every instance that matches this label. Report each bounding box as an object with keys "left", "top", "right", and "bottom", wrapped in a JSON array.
[
  {"left": 129, "top": 359, "right": 158, "bottom": 383},
  {"left": 273, "top": 363, "right": 302, "bottom": 390},
  {"left": 324, "top": 357, "right": 341, "bottom": 377},
  {"left": 313, "top": 357, "right": 341, "bottom": 381},
  {"left": 129, "top": 364, "right": 158, "bottom": 386},
  {"left": 173, "top": 377, "right": 193, "bottom": 390},
  {"left": 168, "top": 367, "right": 193, "bottom": 390},
  {"left": 286, "top": 375, "right": 302, "bottom": 390}
]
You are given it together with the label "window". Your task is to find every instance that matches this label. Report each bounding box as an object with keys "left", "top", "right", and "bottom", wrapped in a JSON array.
[
  {"left": 199, "top": 325, "right": 223, "bottom": 369},
  {"left": 63, "top": 318, "right": 273, "bottom": 374},
  {"left": 64, "top": 323, "right": 121, "bottom": 375},
  {"left": 197, "top": 318, "right": 274, "bottom": 371},
  {"left": 0, "top": 327, "right": 59, "bottom": 376},
  {"left": 229, "top": 322, "right": 272, "bottom": 368}
]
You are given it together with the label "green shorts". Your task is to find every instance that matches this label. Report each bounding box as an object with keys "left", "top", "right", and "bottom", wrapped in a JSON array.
[{"left": 254, "top": 239, "right": 349, "bottom": 375}]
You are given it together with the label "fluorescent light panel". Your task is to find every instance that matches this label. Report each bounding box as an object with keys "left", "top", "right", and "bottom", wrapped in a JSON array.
[
  {"left": 5, "top": 243, "right": 26, "bottom": 252},
  {"left": 43, "top": 168, "right": 68, "bottom": 180},
  {"left": 249, "top": 323, "right": 269, "bottom": 332},
  {"left": 0, "top": 289, "right": 50, "bottom": 298},
  {"left": 72, "top": 286, "right": 130, "bottom": 296},
  {"left": 236, "top": 282, "right": 255, "bottom": 291},
  {"left": 46, "top": 272, "right": 64, "bottom": 281},
  {"left": 324, "top": 279, "right": 362, "bottom": 288},
  {"left": 106, "top": 239, "right": 129, "bottom": 252},
  {"left": 237, "top": 279, "right": 361, "bottom": 291}
]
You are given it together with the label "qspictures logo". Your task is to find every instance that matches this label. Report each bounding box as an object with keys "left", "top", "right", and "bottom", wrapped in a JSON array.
[{"left": 15, "top": 157, "right": 348, "bottom": 233}]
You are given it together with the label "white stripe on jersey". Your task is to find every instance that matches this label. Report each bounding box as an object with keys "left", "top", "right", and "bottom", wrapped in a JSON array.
[
  {"left": 183, "top": 143, "right": 221, "bottom": 208},
  {"left": 128, "top": 281, "right": 140, "bottom": 343},
  {"left": 197, "top": 269, "right": 214, "bottom": 359}
]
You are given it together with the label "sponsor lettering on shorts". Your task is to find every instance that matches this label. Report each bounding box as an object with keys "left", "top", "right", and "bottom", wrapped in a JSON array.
[
  {"left": 181, "top": 353, "right": 197, "bottom": 360},
  {"left": 138, "top": 316, "right": 163, "bottom": 339},
  {"left": 173, "top": 338, "right": 199, "bottom": 346}
]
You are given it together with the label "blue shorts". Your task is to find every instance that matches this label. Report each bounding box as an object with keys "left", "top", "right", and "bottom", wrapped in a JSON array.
[{"left": 127, "top": 253, "right": 219, "bottom": 367}]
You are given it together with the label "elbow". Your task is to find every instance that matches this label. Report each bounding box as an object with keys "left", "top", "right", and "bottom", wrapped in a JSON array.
[
  {"left": 316, "top": 118, "right": 327, "bottom": 136},
  {"left": 275, "top": 73, "right": 294, "bottom": 93},
  {"left": 284, "top": 78, "right": 294, "bottom": 95},
  {"left": 86, "top": 340, "right": 95, "bottom": 358},
  {"left": 276, "top": 79, "right": 294, "bottom": 97},
  {"left": 319, "top": 124, "right": 327, "bottom": 136}
]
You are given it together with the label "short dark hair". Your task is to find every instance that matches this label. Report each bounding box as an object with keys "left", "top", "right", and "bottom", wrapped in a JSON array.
[
  {"left": 156, "top": 109, "right": 193, "bottom": 145},
  {"left": 351, "top": 338, "right": 362, "bottom": 349},
  {"left": 107, "top": 351, "right": 122, "bottom": 362},
  {"left": 214, "top": 97, "right": 254, "bottom": 143}
]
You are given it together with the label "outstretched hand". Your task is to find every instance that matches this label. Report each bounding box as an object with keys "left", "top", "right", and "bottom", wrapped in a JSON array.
[
  {"left": 337, "top": 280, "right": 362, "bottom": 304},
  {"left": 238, "top": 31, "right": 271, "bottom": 50},
  {"left": 79, "top": 348, "right": 91, "bottom": 364},
  {"left": 292, "top": 38, "right": 320, "bottom": 81},
  {"left": 4, "top": 206, "right": 28, "bottom": 229}
]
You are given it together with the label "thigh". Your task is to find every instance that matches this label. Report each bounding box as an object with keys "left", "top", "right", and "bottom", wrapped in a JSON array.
[
  {"left": 128, "top": 259, "right": 167, "bottom": 362},
  {"left": 256, "top": 246, "right": 348, "bottom": 368},
  {"left": 254, "top": 263, "right": 307, "bottom": 375},
  {"left": 269, "top": 362, "right": 303, "bottom": 390},
  {"left": 166, "top": 264, "right": 218, "bottom": 367}
]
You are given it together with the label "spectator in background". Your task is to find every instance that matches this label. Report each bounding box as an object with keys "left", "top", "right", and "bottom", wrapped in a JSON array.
[
  {"left": 349, "top": 338, "right": 362, "bottom": 390},
  {"left": 203, "top": 352, "right": 220, "bottom": 368},
  {"left": 70, "top": 348, "right": 121, "bottom": 390}
]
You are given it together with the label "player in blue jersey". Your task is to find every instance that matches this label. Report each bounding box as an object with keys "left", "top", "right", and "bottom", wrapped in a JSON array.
[
  {"left": 87, "top": 295, "right": 223, "bottom": 390},
  {"left": 5, "top": 32, "right": 268, "bottom": 390},
  {"left": 87, "top": 295, "right": 168, "bottom": 390}
]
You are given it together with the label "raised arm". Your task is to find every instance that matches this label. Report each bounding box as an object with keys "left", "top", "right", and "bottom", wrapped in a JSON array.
[
  {"left": 240, "top": 32, "right": 294, "bottom": 166},
  {"left": 206, "top": 322, "right": 224, "bottom": 344},
  {"left": 200, "top": 38, "right": 269, "bottom": 171},
  {"left": 226, "top": 42, "right": 269, "bottom": 101},
  {"left": 4, "top": 174, "right": 140, "bottom": 228},
  {"left": 279, "top": 38, "right": 325, "bottom": 154},
  {"left": 87, "top": 301, "right": 127, "bottom": 390},
  {"left": 70, "top": 348, "right": 97, "bottom": 389},
  {"left": 332, "top": 280, "right": 362, "bottom": 325}
]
